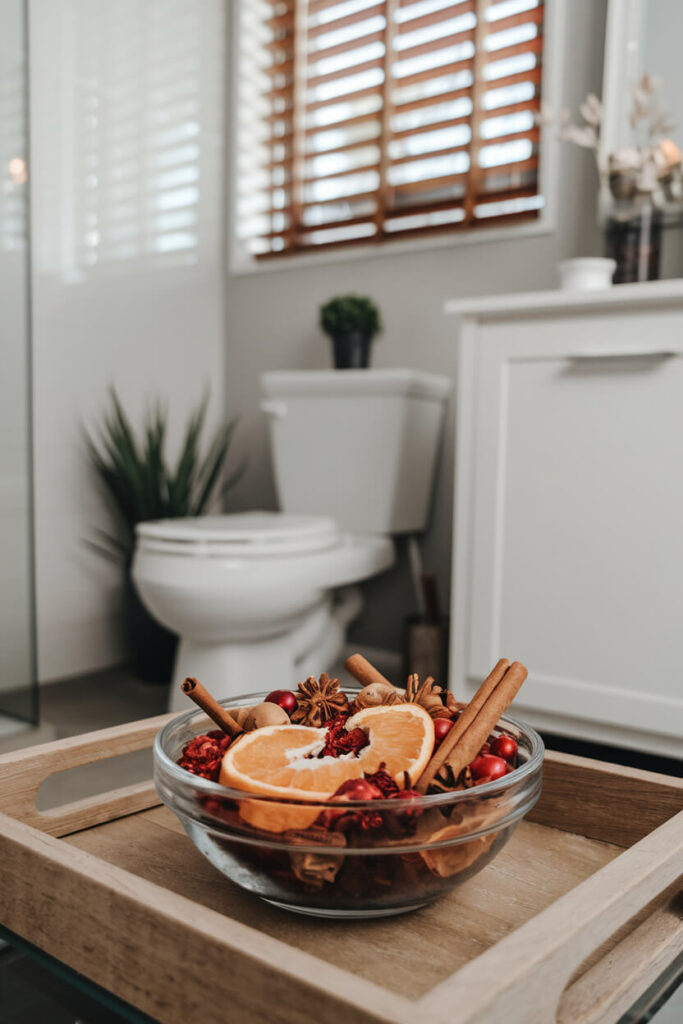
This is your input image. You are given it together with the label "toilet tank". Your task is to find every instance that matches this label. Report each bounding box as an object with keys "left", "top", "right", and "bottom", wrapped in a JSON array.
[{"left": 261, "top": 369, "right": 451, "bottom": 534}]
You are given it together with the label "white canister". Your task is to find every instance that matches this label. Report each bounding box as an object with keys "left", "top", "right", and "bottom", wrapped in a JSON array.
[{"left": 558, "top": 257, "right": 616, "bottom": 290}]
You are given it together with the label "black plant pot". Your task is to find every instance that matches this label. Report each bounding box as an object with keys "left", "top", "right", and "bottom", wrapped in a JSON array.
[
  {"left": 331, "top": 331, "right": 372, "bottom": 369},
  {"left": 125, "top": 575, "right": 178, "bottom": 684}
]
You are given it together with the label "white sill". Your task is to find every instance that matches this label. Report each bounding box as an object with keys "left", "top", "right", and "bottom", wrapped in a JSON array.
[{"left": 228, "top": 214, "right": 555, "bottom": 277}]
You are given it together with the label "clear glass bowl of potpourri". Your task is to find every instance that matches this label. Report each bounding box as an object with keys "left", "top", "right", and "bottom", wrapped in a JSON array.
[{"left": 154, "top": 687, "right": 544, "bottom": 919}]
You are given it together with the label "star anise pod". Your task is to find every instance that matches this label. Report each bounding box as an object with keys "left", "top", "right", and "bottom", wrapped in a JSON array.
[
  {"left": 291, "top": 673, "right": 349, "bottom": 727},
  {"left": 404, "top": 674, "right": 455, "bottom": 719}
]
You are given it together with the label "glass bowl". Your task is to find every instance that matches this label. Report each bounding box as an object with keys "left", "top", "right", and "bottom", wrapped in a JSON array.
[{"left": 153, "top": 689, "right": 544, "bottom": 918}]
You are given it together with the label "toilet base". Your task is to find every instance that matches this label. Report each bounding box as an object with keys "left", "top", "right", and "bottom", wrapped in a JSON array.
[
  {"left": 169, "top": 633, "right": 297, "bottom": 711},
  {"left": 167, "top": 587, "right": 363, "bottom": 712}
]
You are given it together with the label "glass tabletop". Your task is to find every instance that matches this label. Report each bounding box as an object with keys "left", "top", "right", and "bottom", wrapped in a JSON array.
[
  {"left": 1, "top": 924, "right": 681, "bottom": 1024},
  {"left": 0, "top": 926, "right": 154, "bottom": 1024}
]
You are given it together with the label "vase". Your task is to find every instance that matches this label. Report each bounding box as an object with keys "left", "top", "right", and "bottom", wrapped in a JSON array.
[
  {"left": 125, "top": 575, "right": 178, "bottom": 684},
  {"left": 604, "top": 198, "right": 662, "bottom": 284},
  {"left": 331, "top": 331, "right": 371, "bottom": 369}
]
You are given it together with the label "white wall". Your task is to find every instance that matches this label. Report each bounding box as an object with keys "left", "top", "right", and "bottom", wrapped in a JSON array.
[
  {"left": 224, "top": 0, "right": 609, "bottom": 655},
  {"left": 30, "top": 0, "right": 227, "bottom": 681}
]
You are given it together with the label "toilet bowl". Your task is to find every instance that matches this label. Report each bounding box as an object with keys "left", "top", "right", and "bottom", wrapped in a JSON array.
[{"left": 132, "top": 512, "right": 394, "bottom": 709}]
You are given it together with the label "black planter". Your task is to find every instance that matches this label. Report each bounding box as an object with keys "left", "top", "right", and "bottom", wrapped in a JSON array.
[
  {"left": 331, "top": 331, "right": 372, "bottom": 369},
  {"left": 125, "top": 575, "right": 178, "bottom": 684}
]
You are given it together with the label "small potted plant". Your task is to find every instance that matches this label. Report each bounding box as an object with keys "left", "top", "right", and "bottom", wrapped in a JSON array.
[
  {"left": 319, "top": 294, "right": 381, "bottom": 369},
  {"left": 85, "top": 390, "right": 244, "bottom": 684}
]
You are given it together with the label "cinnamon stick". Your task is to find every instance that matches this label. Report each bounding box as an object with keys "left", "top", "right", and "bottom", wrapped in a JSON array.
[
  {"left": 181, "top": 678, "right": 244, "bottom": 738},
  {"left": 416, "top": 660, "right": 527, "bottom": 793},
  {"left": 440, "top": 658, "right": 509, "bottom": 752},
  {"left": 344, "top": 653, "right": 395, "bottom": 689}
]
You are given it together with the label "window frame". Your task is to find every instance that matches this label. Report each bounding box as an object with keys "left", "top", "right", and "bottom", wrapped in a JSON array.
[{"left": 228, "top": 0, "right": 564, "bottom": 275}]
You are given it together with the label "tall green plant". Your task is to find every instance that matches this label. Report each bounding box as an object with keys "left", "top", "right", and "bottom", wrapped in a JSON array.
[{"left": 86, "top": 390, "right": 244, "bottom": 565}]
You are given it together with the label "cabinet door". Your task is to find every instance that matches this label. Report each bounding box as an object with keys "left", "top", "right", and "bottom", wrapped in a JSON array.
[{"left": 452, "top": 309, "right": 683, "bottom": 757}]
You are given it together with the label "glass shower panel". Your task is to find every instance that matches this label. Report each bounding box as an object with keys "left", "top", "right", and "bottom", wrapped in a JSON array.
[{"left": 0, "top": 0, "right": 37, "bottom": 723}]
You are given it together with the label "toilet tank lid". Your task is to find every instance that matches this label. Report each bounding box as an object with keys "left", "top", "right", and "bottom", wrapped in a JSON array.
[{"left": 261, "top": 369, "right": 452, "bottom": 401}]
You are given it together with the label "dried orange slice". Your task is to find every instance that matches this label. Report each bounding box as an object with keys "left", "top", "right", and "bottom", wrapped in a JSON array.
[
  {"left": 219, "top": 703, "right": 434, "bottom": 801},
  {"left": 345, "top": 702, "right": 434, "bottom": 785}
]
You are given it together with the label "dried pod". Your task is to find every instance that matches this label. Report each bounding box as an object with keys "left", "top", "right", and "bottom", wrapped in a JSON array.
[
  {"left": 244, "top": 702, "right": 290, "bottom": 730},
  {"left": 230, "top": 706, "right": 251, "bottom": 728},
  {"left": 404, "top": 675, "right": 454, "bottom": 719},
  {"left": 353, "top": 682, "right": 402, "bottom": 711},
  {"left": 443, "top": 690, "right": 460, "bottom": 715}
]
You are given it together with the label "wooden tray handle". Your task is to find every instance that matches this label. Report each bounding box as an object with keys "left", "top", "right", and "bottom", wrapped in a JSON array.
[
  {"left": 418, "top": 809, "right": 683, "bottom": 1024},
  {"left": 0, "top": 712, "right": 177, "bottom": 837}
]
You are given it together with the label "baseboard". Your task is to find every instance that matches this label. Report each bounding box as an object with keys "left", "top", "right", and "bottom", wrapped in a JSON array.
[{"left": 0, "top": 719, "right": 58, "bottom": 754}]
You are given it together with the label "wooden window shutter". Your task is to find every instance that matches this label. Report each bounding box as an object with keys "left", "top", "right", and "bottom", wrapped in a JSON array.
[{"left": 236, "top": 0, "right": 544, "bottom": 259}]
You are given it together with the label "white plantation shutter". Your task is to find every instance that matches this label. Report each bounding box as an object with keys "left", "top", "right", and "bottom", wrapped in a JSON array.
[{"left": 236, "top": 0, "right": 544, "bottom": 258}]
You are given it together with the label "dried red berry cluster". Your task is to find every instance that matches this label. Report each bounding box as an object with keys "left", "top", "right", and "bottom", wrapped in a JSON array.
[
  {"left": 363, "top": 764, "right": 400, "bottom": 797},
  {"left": 316, "top": 713, "right": 369, "bottom": 758},
  {"left": 178, "top": 730, "right": 231, "bottom": 781},
  {"left": 315, "top": 764, "right": 423, "bottom": 835}
]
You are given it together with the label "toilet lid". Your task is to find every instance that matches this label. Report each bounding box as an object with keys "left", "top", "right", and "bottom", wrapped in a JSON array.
[{"left": 136, "top": 512, "right": 342, "bottom": 556}]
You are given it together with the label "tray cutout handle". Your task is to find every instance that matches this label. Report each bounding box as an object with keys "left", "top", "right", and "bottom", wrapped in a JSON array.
[
  {"left": 417, "top": 809, "right": 683, "bottom": 1024},
  {"left": 0, "top": 712, "right": 177, "bottom": 837},
  {"left": 558, "top": 883, "right": 683, "bottom": 1023}
]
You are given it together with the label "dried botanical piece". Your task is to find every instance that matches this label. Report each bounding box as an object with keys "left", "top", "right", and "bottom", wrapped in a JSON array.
[
  {"left": 291, "top": 673, "right": 349, "bottom": 727},
  {"left": 243, "top": 702, "right": 290, "bottom": 730},
  {"left": 403, "top": 674, "right": 455, "bottom": 720},
  {"left": 352, "top": 682, "right": 402, "bottom": 712},
  {"left": 181, "top": 677, "right": 244, "bottom": 737},
  {"left": 420, "top": 827, "right": 495, "bottom": 878},
  {"left": 549, "top": 75, "right": 682, "bottom": 204},
  {"left": 427, "top": 764, "right": 474, "bottom": 796},
  {"left": 289, "top": 850, "right": 345, "bottom": 888}
]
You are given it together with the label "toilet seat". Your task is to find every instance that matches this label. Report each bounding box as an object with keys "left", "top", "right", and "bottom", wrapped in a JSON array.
[{"left": 136, "top": 511, "right": 341, "bottom": 557}]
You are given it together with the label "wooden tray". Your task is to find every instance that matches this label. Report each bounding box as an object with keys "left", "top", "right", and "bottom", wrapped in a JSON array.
[{"left": 0, "top": 714, "right": 681, "bottom": 1024}]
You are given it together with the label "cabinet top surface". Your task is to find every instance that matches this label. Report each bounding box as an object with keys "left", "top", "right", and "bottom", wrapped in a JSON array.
[{"left": 444, "top": 278, "right": 683, "bottom": 320}]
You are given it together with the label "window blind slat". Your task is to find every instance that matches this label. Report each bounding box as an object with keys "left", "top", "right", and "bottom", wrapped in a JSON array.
[
  {"left": 394, "top": 57, "right": 474, "bottom": 90},
  {"left": 307, "top": 29, "right": 385, "bottom": 62},
  {"left": 396, "top": 0, "right": 475, "bottom": 34},
  {"left": 393, "top": 28, "right": 475, "bottom": 60},
  {"left": 483, "top": 35, "right": 542, "bottom": 65},
  {"left": 392, "top": 83, "right": 471, "bottom": 112},
  {"left": 306, "top": 83, "right": 383, "bottom": 111},
  {"left": 236, "top": 0, "right": 544, "bottom": 258},
  {"left": 391, "top": 111, "right": 469, "bottom": 139},
  {"left": 308, "top": 4, "right": 385, "bottom": 38}
]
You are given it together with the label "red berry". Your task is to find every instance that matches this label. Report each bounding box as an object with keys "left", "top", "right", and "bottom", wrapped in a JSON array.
[
  {"left": 265, "top": 689, "right": 296, "bottom": 714},
  {"left": 331, "top": 778, "right": 383, "bottom": 801},
  {"left": 491, "top": 734, "right": 518, "bottom": 762},
  {"left": 433, "top": 718, "right": 454, "bottom": 744},
  {"left": 470, "top": 754, "right": 508, "bottom": 781}
]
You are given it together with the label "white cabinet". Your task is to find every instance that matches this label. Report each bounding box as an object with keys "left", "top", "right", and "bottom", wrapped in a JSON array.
[{"left": 446, "top": 282, "right": 683, "bottom": 758}]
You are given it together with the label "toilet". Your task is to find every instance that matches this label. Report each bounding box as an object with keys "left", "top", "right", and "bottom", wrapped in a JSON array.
[{"left": 132, "top": 369, "right": 451, "bottom": 709}]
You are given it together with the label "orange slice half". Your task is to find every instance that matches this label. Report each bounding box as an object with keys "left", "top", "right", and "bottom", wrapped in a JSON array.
[{"left": 219, "top": 703, "right": 434, "bottom": 801}]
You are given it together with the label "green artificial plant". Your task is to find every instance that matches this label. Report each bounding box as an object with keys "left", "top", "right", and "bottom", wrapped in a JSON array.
[
  {"left": 85, "top": 389, "right": 244, "bottom": 565},
  {"left": 319, "top": 294, "right": 381, "bottom": 340}
]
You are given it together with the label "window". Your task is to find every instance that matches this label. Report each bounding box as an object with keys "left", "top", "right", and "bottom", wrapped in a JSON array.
[
  {"left": 41, "top": 0, "right": 222, "bottom": 282},
  {"left": 235, "top": 0, "right": 544, "bottom": 260}
]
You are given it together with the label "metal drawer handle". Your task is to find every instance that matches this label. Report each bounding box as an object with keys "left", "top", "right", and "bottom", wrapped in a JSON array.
[{"left": 570, "top": 348, "right": 676, "bottom": 361}]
